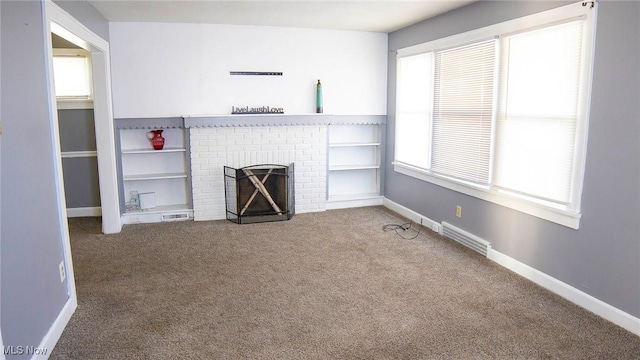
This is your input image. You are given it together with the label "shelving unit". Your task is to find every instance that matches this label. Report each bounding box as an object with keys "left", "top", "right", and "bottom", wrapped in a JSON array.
[
  {"left": 327, "top": 124, "right": 384, "bottom": 209},
  {"left": 117, "top": 126, "right": 193, "bottom": 224}
]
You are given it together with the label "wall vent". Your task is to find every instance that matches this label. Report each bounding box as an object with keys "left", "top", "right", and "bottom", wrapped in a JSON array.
[
  {"left": 441, "top": 222, "right": 491, "bottom": 257},
  {"left": 162, "top": 213, "right": 191, "bottom": 222}
]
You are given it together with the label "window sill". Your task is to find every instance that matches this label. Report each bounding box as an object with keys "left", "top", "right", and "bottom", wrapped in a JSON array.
[
  {"left": 57, "top": 98, "right": 93, "bottom": 110},
  {"left": 393, "top": 162, "right": 581, "bottom": 229}
]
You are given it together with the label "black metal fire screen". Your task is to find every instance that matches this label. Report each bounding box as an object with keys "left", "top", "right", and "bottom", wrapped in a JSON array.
[{"left": 224, "top": 164, "right": 295, "bottom": 224}]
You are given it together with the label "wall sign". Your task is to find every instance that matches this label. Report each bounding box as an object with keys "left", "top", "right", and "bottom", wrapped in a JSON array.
[
  {"left": 230, "top": 71, "right": 283, "bottom": 76},
  {"left": 232, "top": 106, "right": 284, "bottom": 114}
]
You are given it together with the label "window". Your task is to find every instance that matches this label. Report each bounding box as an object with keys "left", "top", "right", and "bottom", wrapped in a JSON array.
[
  {"left": 432, "top": 39, "right": 495, "bottom": 184},
  {"left": 52, "top": 48, "right": 93, "bottom": 109},
  {"left": 394, "top": 2, "right": 597, "bottom": 228}
]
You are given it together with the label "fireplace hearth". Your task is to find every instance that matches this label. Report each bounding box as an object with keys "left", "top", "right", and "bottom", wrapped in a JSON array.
[{"left": 224, "top": 164, "right": 295, "bottom": 224}]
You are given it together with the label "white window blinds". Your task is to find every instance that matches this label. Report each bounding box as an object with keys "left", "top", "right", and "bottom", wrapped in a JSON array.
[
  {"left": 393, "top": 2, "right": 596, "bottom": 228},
  {"left": 53, "top": 55, "right": 92, "bottom": 98},
  {"left": 494, "top": 20, "right": 585, "bottom": 203},
  {"left": 431, "top": 40, "right": 496, "bottom": 183}
]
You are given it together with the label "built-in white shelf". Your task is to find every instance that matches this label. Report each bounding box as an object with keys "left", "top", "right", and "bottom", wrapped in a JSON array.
[
  {"left": 124, "top": 204, "right": 192, "bottom": 214},
  {"left": 122, "top": 147, "right": 186, "bottom": 155},
  {"left": 328, "top": 142, "right": 381, "bottom": 148},
  {"left": 327, "top": 124, "right": 383, "bottom": 209},
  {"left": 117, "top": 127, "right": 193, "bottom": 223},
  {"left": 328, "top": 193, "right": 382, "bottom": 202},
  {"left": 329, "top": 164, "right": 380, "bottom": 171},
  {"left": 121, "top": 204, "right": 194, "bottom": 224},
  {"left": 123, "top": 172, "right": 188, "bottom": 181}
]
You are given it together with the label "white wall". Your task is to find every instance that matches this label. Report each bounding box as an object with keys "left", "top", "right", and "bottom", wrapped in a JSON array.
[{"left": 109, "top": 23, "right": 388, "bottom": 118}]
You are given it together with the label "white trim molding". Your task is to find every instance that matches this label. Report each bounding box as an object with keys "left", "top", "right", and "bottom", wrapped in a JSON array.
[
  {"left": 394, "top": 163, "right": 581, "bottom": 229},
  {"left": 56, "top": 99, "right": 93, "bottom": 110},
  {"left": 382, "top": 197, "right": 640, "bottom": 338},
  {"left": 45, "top": 0, "right": 121, "bottom": 234},
  {"left": 60, "top": 151, "right": 97, "bottom": 158},
  {"left": 383, "top": 198, "right": 441, "bottom": 233},
  {"left": 392, "top": 2, "right": 596, "bottom": 231},
  {"left": 487, "top": 248, "right": 640, "bottom": 337},
  {"left": 37, "top": 1, "right": 119, "bottom": 358},
  {"left": 0, "top": 328, "right": 5, "bottom": 360},
  {"left": 327, "top": 196, "right": 384, "bottom": 210},
  {"left": 67, "top": 207, "right": 101, "bottom": 218},
  {"left": 33, "top": 297, "right": 77, "bottom": 360}
]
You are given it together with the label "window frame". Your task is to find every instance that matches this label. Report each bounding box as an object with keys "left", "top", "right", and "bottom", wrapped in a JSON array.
[
  {"left": 53, "top": 48, "right": 94, "bottom": 110},
  {"left": 393, "top": 1, "right": 597, "bottom": 229}
]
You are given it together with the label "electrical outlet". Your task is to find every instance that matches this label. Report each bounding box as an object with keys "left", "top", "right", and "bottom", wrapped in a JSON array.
[
  {"left": 130, "top": 191, "right": 140, "bottom": 207},
  {"left": 59, "top": 261, "right": 66, "bottom": 283},
  {"left": 456, "top": 205, "right": 462, "bottom": 218}
]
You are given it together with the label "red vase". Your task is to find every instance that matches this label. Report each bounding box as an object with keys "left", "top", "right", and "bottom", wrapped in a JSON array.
[{"left": 147, "top": 130, "right": 165, "bottom": 150}]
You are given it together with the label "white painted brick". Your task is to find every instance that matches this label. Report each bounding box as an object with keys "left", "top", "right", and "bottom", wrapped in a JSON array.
[
  {"left": 233, "top": 127, "right": 252, "bottom": 134},
  {"left": 295, "top": 155, "right": 312, "bottom": 161},
  {"left": 232, "top": 139, "right": 255, "bottom": 146},
  {"left": 295, "top": 144, "right": 313, "bottom": 151},
  {"left": 243, "top": 132, "right": 264, "bottom": 139},
  {"left": 261, "top": 132, "right": 280, "bottom": 139},
  {"left": 303, "top": 138, "right": 323, "bottom": 145},
  {"left": 190, "top": 125, "right": 328, "bottom": 220},
  {"left": 269, "top": 139, "right": 287, "bottom": 145},
  {"left": 260, "top": 145, "right": 280, "bottom": 151},
  {"left": 241, "top": 145, "right": 263, "bottom": 151},
  {"left": 191, "top": 158, "right": 210, "bottom": 165}
]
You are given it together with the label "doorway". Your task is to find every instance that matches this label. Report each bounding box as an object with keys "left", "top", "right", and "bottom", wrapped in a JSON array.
[
  {"left": 51, "top": 33, "right": 102, "bottom": 218},
  {"left": 42, "top": 1, "right": 121, "bottom": 329},
  {"left": 45, "top": 3, "right": 120, "bottom": 236}
]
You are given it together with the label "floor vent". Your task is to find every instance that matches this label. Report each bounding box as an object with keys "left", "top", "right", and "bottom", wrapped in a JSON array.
[
  {"left": 162, "top": 213, "right": 191, "bottom": 222},
  {"left": 441, "top": 222, "right": 491, "bottom": 257}
]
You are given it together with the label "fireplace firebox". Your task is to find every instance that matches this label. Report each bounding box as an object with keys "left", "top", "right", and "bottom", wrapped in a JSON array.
[{"left": 224, "top": 164, "right": 295, "bottom": 224}]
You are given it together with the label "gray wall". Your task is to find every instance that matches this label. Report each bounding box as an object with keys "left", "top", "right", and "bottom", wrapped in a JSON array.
[
  {"left": 58, "top": 109, "right": 101, "bottom": 208},
  {"left": 386, "top": 1, "right": 640, "bottom": 318},
  {"left": 52, "top": 0, "right": 109, "bottom": 41},
  {"left": 1, "top": 0, "right": 109, "bottom": 357}
]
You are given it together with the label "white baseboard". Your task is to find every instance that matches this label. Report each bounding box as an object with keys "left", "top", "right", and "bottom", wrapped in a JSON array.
[
  {"left": 34, "top": 296, "right": 77, "bottom": 359},
  {"left": 383, "top": 197, "right": 640, "bottom": 337},
  {"left": 0, "top": 328, "right": 5, "bottom": 360},
  {"left": 67, "top": 207, "right": 101, "bottom": 218},
  {"left": 326, "top": 196, "right": 384, "bottom": 210},
  {"left": 487, "top": 248, "right": 640, "bottom": 337},
  {"left": 382, "top": 198, "right": 441, "bottom": 233}
]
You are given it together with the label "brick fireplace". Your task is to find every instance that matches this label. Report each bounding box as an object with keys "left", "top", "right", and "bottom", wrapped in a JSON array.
[{"left": 189, "top": 123, "right": 327, "bottom": 221}]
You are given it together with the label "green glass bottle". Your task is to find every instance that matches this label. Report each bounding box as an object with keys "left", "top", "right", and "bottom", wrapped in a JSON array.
[{"left": 316, "top": 80, "right": 323, "bottom": 113}]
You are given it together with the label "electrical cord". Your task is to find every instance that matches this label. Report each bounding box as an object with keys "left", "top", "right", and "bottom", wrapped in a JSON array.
[{"left": 382, "top": 218, "right": 423, "bottom": 240}]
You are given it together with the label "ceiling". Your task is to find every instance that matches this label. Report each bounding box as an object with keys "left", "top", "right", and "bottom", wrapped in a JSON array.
[{"left": 87, "top": 0, "right": 476, "bottom": 33}]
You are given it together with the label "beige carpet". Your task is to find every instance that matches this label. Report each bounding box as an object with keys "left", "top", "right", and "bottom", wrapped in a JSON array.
[{"left": 52, "top": 206, "right": 639, "bottom": 359}]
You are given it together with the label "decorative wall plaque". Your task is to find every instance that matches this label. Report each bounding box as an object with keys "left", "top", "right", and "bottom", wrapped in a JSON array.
[
  {"left": 232, "top": 106, "right": 284, "bottom": 114},
  {"left": 230, "top": 71, "right": 283, "bottom": 76}
]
